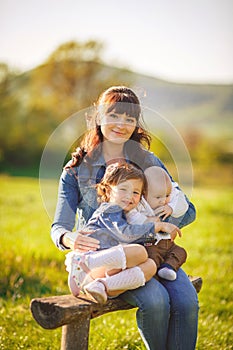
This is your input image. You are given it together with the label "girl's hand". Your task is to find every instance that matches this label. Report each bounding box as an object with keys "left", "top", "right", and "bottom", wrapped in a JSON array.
[
  {"left": 154, "top": 205, "right": 173, "bottom": 220},
  {"left": 155, "top": 222, "right": 182, "bottom": 241},
  {"left": 63, "top": 231, "right": 100, "bottom": 252}
]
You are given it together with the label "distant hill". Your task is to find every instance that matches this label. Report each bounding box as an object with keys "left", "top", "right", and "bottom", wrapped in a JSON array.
[
  {"left": 73, "top": 62, "right": 233, "bottom": 138},
  {"left": 2, "top": 61, "right": 233, "bottom": 140},
  {"left": 1, "top": 41, "right": 232, "bottom": 177},
  {"left": 109, "top": 67, "right": 233, "bottom": 139}
]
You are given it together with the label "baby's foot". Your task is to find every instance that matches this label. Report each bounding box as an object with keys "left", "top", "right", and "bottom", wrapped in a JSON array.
[{"left": 158, "top": 267, "right": 177, "bottom": 281}]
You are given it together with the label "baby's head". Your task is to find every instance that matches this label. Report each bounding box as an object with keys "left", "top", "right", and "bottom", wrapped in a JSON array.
[
  {"left": 144, "top": 166, "right": 172, "bottom": 210},
  {"left": 97, "top": 162, "right": 147, "bottom": 212}
]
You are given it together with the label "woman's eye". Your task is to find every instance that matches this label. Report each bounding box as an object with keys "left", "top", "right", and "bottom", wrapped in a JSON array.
[
  {"left": 133, "top": 192, "right": 140, "bottom": 195},
  {"left": 109, "top": 114, "right": 118, "bottom": 119},
  {"left": 126, "top": 118, "right": 135, "bottom": 124}
]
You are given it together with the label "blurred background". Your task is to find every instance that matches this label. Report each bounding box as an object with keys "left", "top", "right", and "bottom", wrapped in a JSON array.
[
  {"left": 0, "top": 0, "right": 232, "bottom": 186},
  {"left": 1, "top": 1, "right": 233, "bottom": 349}
]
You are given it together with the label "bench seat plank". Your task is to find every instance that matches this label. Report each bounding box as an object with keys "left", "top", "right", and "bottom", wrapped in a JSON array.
[
  {"left": 30, "top": 294, "right": 133, "bottom": 329},
  {"left": 30, "top": 277, "right": 202, "bottom": 349}
]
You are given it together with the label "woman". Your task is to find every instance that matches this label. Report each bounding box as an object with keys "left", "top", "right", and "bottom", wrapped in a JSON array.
[{"left": 51, "top": 86, "right": 199, "bottom": 350}]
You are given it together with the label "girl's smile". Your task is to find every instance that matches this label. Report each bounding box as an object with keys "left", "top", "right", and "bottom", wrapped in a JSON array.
[{"left": 109, "top": 178, "right": 143, "bottom": 212}]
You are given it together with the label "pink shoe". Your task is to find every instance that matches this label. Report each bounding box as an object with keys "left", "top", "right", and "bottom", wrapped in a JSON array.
[
  {"left": 84, "top": 279, "right": 107, "bottom": 304},
  {"left": 65, "top": 252, "right": 93, "bottom": 297}
]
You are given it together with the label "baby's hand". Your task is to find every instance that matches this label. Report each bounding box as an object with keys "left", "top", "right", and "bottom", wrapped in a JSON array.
[
  {"left": 154, "top": 205, "right": 173, "bottom": 220},
  {"left": 155, "top": 222, "right": 182, "bottom": 241}
]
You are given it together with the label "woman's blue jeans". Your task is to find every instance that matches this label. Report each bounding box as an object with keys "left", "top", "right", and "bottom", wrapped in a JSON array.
[{"left": 120, "top": 268, "right": 199, "bottom": 350}]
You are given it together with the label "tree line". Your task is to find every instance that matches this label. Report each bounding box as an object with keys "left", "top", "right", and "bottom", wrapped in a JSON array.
[{"left": 0, "top": 40, "right": 232, "bottom": 184}]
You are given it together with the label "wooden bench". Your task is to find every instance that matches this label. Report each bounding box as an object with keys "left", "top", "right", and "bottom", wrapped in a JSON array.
[{"left": 30, "top": 276, "right": 202, "bottom": 350}]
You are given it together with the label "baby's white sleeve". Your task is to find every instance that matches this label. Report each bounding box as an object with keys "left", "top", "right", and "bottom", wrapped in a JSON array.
[
  {"left": 126, "top": 197, "right": 155, "bottom": 224},
  {"left": 126, "top": 208, "right": 148, "bottom": 224},
  {"left": 169, "top": 184, "right": 189, "bottom": 217},
  {"left": 139, "top": 197, "right": 155, "bottom": 216}
]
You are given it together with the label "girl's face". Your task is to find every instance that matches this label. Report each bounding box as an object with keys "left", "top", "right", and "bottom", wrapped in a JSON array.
[
  {"left": 109, "top": 178, "right": 143, "bottom": 212},
  {"left": 98, "top": 111, "right": 137, "bottom": 144}
]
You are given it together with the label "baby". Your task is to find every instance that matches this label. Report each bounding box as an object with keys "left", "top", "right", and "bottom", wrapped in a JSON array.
[{"left": 126, "top": 166, "right": 188, "bottom": 281}]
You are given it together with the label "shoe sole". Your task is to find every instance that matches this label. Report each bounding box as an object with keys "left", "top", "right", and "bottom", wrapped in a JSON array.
[
  {"left": 68, "top": 274, "right": 81, "bottom": 297},
  {"left": 84, "top": 286, "right": 107, "bottom": 304},
  {"left": 189, "top": 276, "right": 203, "bottom": 293},
  {"left": 67, "top": 255, "right": 91, "bottom": 297}
]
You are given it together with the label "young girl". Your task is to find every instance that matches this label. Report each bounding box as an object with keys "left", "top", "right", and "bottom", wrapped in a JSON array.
[{"left": 65, "top": 162, "right": 181, "bottom": 303}]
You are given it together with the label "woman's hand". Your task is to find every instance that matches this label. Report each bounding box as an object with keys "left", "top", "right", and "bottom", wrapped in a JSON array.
[
  {"left": 63, "top": 231, "right": 100, "bottom": 252},
  {"left": 155, "top": 222, "right": 182, "bottom": 241},
  {"left": 154, "top": 205, "right": 173, "bottom": 220}
]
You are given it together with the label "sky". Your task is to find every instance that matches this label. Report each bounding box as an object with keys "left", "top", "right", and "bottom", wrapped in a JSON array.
[{"left": 0, "top": 0, "right": 233, "bottom": 84}]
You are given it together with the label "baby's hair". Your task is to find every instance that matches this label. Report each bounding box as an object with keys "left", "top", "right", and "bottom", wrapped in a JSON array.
[
  {"left": 144, "top": 166, "right": 172, "bottom": 193},
  {"left": 97, "top": 162, "right": 148, "bottom": 203}
]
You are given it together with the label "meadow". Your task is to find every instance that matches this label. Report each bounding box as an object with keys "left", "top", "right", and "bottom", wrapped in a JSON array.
[{"left": 0, "top": 176, "right": 232, "bottom": 349}]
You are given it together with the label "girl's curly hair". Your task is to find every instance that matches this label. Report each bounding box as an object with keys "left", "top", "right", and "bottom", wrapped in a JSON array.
[{"left": 96, "top": 162, "right": 148, "bottom": 203}]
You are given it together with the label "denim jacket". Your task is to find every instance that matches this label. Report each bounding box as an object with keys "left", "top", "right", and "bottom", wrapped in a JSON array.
[
  {"left": 51, "top": 148, "right": 196, "bottom": 250},
  {"left": 84, "top": 202, "right": 155, "bottom": 250}
]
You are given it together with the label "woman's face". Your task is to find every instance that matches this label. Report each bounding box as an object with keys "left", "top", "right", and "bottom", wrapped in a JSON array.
[{"left": 98, "top": 111, "right": 137, "bottom": 144}]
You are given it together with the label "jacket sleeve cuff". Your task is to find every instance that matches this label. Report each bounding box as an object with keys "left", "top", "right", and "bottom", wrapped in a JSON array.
[{"left": 51, "top": 225, "right": 70, "bottom": 251}]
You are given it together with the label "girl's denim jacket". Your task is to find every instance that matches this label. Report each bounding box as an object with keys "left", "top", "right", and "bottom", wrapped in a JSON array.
[
  {"left": 83, "top": 202, "right": 156, "bottom": 250},
  {"left": 51, "top": 149, "right": 196, "bottom": 250}
]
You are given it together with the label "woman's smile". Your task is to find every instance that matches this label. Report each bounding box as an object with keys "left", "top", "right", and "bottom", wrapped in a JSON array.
[
  {"left": 111, "top": 129, "right": 127, "bottom": 137},
  {"left": 99, "top": 112, "right": 137, "bottom": 143}
]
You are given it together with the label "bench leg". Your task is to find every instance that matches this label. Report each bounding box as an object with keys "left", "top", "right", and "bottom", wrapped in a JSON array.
[{"left": 61, "top": 315, "right": 91, "bottom": 350}]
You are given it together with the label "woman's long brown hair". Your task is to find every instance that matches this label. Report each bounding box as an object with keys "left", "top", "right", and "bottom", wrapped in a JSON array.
[{"left": 66, "top": 86, "right": 151, "bottom": 168}]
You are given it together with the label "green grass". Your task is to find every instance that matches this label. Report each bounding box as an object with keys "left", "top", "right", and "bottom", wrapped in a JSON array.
[{"left": 0, "top": 176, "right": 232, "bottom": 349}]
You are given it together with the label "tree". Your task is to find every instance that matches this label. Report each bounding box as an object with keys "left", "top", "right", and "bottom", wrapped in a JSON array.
[{"left": 0, "top": 40, "right": 133, "bottom": 169}]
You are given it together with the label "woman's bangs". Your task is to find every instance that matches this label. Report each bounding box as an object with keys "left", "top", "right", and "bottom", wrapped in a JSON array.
[{"left": 106, "top": 101, "right": 140, "bottom": 120}]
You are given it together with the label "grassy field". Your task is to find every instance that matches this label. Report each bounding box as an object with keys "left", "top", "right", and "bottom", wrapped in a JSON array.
[{"left": 0, "top": 176, "right": 232, "bottom": 349}]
